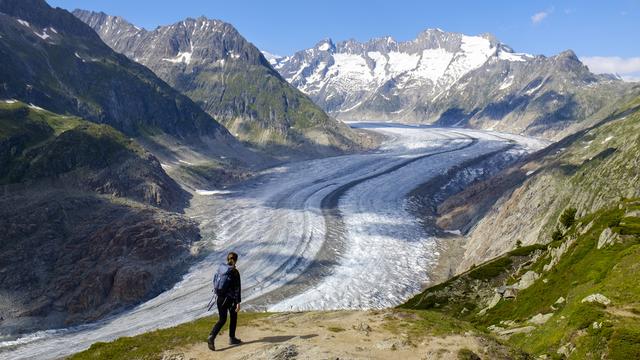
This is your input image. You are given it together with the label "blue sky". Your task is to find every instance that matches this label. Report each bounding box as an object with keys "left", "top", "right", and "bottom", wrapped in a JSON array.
[{"left": 48, "top": 0, "right": 640, "bottom": 80}]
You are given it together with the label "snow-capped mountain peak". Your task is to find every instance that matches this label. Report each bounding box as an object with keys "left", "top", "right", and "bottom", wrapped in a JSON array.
[
  {"left": 270, "top": 27, "right": 630, "bottom": 139},
  {"left": 273, "top": 30, "right": 517, "bottom": 115}
]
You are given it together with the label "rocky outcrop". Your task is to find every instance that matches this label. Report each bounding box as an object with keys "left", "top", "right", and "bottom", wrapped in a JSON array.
[
  {"left": 404, "top": 198, "right": 640, "bottom": 358},
  {"left": 597, "top": 227, "right": 623, "bottom": 249},
  {"left": 581, "top": 293, "right": 612, "bottom": 306}
]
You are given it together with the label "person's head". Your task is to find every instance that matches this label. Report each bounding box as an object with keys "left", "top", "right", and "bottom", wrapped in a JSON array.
[{"left": 227, "top": 252, "right": 238, "bottom": 266}]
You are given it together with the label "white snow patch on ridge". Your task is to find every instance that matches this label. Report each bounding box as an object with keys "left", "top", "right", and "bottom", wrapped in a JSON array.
[
  {"left": 498, "top": 50, "right": 532, "bottom": 62},
  {"left": 162, "top": 42, "right": 194, "bottom": 64},
  {"left": 195, "top": 189, "right": 234, "bottom": 196},
  {"left": 162, "top": 51, "right": 192, "bottom": 64},
  {"left": 34, "top": 30, "right": 50, "bottom": 40},
  {"left": 413, "top": 48, "right": 454, "bottom": 83},
  {"left": 318, "top": 42, "right": 331, "bottom": 51},
  {"left": 499, "top": 75, "right": 515, "bottom": 90}
]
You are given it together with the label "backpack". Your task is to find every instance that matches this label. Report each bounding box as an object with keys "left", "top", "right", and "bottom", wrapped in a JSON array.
[{"left": 213, "top": 263, "right": 234, "bottom": 296}]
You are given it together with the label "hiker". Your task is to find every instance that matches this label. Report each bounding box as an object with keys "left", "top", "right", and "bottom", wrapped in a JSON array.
[{"left": 208, "top": 251, "right": 242, "bottom": 351}]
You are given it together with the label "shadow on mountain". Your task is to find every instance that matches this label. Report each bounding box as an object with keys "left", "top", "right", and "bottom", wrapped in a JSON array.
[{"left": 0, "top": 186, "right": 200, "bottom": 337}]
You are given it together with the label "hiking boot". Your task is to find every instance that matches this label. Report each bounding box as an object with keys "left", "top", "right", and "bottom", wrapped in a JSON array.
[
  {"left": 207, "top": 335, "right": 215, "bottom": 351},
  {"left": 229, "top": 337, "right": 243, "bottom": 345}
]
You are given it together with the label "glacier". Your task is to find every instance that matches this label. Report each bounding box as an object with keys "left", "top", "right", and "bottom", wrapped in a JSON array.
[{"left": 0, "top": 123, "right": 547, "bottom": 359}]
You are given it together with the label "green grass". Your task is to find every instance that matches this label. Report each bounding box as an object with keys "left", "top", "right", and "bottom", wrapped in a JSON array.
[
  {"left": 382, "top": 310, "right": 476, "bottom": 339},
  {"left": 467, "top": 257, "right": 513, "bottom": 280},
  {"left": 0, "top": 101, "right": 147, "bottom": 184},
  {"left": 401, "top": 200, "right": 640, "bottom": 358},
  {"left": 69, "top": 312, "right": 271, "bottom": 360},
  {"left": 607, "top": 323, "right": 640, "bottom": 359}
]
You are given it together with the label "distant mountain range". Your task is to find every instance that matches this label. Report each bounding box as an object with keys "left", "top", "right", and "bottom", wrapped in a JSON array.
[
  {"left": 271, "top": 31, "right": 636, "bottom": 138},
  {"left": 73, "top": 10, "right": 372, "bottom": 157}
]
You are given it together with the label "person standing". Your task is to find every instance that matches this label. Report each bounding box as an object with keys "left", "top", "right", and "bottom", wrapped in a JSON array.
[{"left": 208, "top": 252, "right": 242, "bottom": 351}]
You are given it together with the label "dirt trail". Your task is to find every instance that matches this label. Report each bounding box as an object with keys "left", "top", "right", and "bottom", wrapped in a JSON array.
[{"left": 163, "top": 310, "right": 506, "bottom": 360}]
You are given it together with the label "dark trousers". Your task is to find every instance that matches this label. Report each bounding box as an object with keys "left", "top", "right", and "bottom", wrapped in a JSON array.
[{"left": 210, "top": 296, "right": 237, "bottom": 338}]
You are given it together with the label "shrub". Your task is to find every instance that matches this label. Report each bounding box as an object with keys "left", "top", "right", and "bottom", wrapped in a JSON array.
[
  {"left": 458, "top": 348, "right": 481, "bottom": 360},
  {"left": 551, "top": 228, "right": 564, "bottom": 242},
  {"left": 560, "top": 207, "right": 578, "bottom": 228},
  {"left": 468, "top": 257, "right": 513, "bottom": 280}
]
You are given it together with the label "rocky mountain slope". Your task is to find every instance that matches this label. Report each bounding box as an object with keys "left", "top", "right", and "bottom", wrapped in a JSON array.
[
  {"left": 73, "top": 10, "right": 374, "bottom": 157},
  {"left": 272, "top": 30, "right": 635, "bottom": 139},
  {"left": 435, "top": 89, "right": 640, "bottom": 272},
  {"left": 404, "top": 201, "right": 640, "bottom": 358},
  {"left": 0, "top": 101, "right": 201, "bottom": 335},
  {"left": 0, "top": 0, "right": 260, "bottom": 174}
]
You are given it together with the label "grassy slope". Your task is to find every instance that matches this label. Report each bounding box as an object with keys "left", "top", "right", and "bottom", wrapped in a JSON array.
[
  {"left": 0, "top": 101, "right": 144, "bottom": 184},
  {"left": 181, "top": 61, "right": 366, "bottom": 156},
  {"left": 403, "top": 97, "right": 640, "bottom": 358},
  {"left": 404, "top": 201, "right": 640, "bottom": 359},
  {"left": 68, "top": 313, "right": 271, "bottom": 360}
]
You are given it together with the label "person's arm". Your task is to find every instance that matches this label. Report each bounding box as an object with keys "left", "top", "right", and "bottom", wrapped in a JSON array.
[{"left": 234, "top": 270, "right": 241, "bottom": 311}]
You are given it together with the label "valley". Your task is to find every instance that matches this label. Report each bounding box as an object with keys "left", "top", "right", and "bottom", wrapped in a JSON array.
[
  {"left": 0, "top": 0, "right": 638, "bottom": 358},
  {"left": 0, "top": 123, "right": 545, "bottom": 359}
]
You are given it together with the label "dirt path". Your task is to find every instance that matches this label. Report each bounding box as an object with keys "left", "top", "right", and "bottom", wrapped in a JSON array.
[
  {"left": 605, "top": 307, "right": 640, "bottom": 319},
  {"left": 163, "top": 310, "right": 508, "bottom": 359}
]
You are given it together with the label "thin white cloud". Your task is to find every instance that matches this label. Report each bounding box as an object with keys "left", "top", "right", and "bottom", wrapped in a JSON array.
[
  {"left": 531, "top": 11, "right": 549, "bottom": 24},
  {"left": 581, "top": 56, "right": 640, "bottom": 82}
]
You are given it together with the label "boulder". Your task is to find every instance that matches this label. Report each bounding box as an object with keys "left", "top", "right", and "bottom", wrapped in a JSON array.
[
  {"left": 528, "top": 313, "right": 553, "bottom": 325},
  {"left": 498, "top": 326, "right": 536, "bottom": 337},
  {"left": 581, "top": 293, "right": 612, "bottom": 306},
  {"left": 625, "top": 210, "right": 640, "bottom": 218},
  {"left": 597, "top": 228, "right": 622, "bottom": 249},
  {"left": 514, "top": 271, "right": 539, "bottom": 290}
]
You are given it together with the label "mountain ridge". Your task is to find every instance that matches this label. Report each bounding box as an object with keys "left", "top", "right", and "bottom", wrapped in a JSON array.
[
  {"left": 272, "top": 29, "right": 635, "bottom": 139},
  {"left": 73, "top": 9, "right": 375, "bottom": 158}
]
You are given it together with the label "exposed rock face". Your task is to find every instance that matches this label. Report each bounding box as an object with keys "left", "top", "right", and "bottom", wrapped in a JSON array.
[
  {"left": 437, "top": 96, "right": 640, "bottom": 272},
  {"left": 73, "top": 10, "right": 372, "bottom": 157},
  {"left": 527, "top": 313, "right": 553, "bottom": 325},
  {"left": 0, "top": 102, "right": 200, "bottom": 335},
  {"left": 0, "top": 191, "right": 199, "bottom": 334},
  {"left": 513, "top": 271, "right": 539, "bottom": 290},
  {"left": 272, "top": 31, "right": 634, "bottom": 139},
  {"left": 597, "top": 227, "right": 622, "bottom": 249}
]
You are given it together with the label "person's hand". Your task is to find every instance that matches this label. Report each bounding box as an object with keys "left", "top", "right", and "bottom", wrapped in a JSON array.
[{"left": 235, "top": 303, "right": 241, "bottom": 312}]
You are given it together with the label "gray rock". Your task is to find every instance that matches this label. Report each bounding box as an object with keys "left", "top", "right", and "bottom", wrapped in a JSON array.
[
  {"left": 598, "top": 228, "right": 622, "bottom": 249},
  {"left": 581, "top": 293, "right": 612, "bottom": 306},
  {"left": 268, "top": 344, "right": 299, "bottom": 360},
  {"left": 528, "top": 313, "right": 553, "bottom": 325},
  {"left": 514, "top": 271, "right": 539, "bottom": 290}
]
